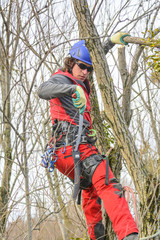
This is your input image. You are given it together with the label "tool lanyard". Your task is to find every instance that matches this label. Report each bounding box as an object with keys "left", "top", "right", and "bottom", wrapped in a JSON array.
[{"left": 72, "top": 112, "right": 84, "bottom": 200}]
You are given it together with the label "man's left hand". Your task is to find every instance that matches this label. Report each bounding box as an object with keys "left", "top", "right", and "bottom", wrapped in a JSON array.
[{"left": 110, "top": 32, "right": 130, "bottom": 45}]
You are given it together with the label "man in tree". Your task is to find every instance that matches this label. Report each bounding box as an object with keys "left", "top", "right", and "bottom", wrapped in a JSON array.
[{"left": 38, "top": 33, "right": 139, "bottom": 240}]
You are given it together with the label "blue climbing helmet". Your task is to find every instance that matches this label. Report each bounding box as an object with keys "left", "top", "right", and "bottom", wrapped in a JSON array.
[{"left": 69, "top": 40, "right": 92, "bottom": 65}]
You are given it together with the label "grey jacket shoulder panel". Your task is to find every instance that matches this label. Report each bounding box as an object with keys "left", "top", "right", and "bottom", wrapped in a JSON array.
[
  {"left": 50, "top": 74, "right": 74, "bottom": 84},
  {"left": 37, "top": 74, "right": 77, "bottom": 100}
]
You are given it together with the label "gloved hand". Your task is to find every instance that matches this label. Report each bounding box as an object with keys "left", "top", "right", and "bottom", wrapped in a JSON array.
[
  {"left": 110, "top": 32, "right": 130, "bottom": 45},
  {"left": 72, "top": 86, "right": 87, "bottom": 114}
]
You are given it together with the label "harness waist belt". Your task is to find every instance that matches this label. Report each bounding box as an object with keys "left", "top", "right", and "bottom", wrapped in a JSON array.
[{"left": 52, "top": 120, "right": 94, "bottom": 147}]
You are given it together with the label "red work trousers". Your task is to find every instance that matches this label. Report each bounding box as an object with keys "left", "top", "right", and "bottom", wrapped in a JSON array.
[{"left": 55, "top": 144, "right": 138, "bottom": 240}]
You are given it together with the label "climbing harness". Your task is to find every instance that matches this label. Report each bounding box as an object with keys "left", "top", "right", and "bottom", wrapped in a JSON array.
[
  {"left": 40, "top": 108, "right": 99, "bottom": 201},
  {"left": 41, "top": 118, "right": 96, "bottom": 174}
]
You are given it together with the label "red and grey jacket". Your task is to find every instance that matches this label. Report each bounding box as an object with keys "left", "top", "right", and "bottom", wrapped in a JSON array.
[
  {"left": 38, "top": 38, "right": 114, "bottom": 128},
  {"left": 38, "top": 69, "right": 92, "bottom": 128}
]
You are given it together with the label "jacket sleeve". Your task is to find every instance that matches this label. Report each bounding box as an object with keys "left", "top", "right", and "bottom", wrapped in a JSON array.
[
  {"left": 102, "top": 38, "right": 115, "bottom": 55},
  {"left": 37, "top": 75, "right": 77, "bottom": 100}
]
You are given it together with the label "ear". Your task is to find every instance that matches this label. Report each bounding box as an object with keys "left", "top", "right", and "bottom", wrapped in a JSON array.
[
  {"left": 70, "top": 62, "right": 74, "bottom": 68},
  {"left": 68, "top": 60, "right": 75, "bottom": 73},
  {"left": 70, "top": 59, "right": 76, "bottom": 69}
]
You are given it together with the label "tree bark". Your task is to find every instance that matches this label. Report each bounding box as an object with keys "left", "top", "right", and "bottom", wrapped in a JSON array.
[
  {"left": 0, "top": 32, "right": 12, "bottom": 240},
  {"left": 123, "top": 35, "right": 160, "bottom": 48}
]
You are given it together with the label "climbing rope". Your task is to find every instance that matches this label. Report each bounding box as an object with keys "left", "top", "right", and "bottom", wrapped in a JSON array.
[
  {"left": 104, "top": 149, "right": 159, "bottom": 240},
  {"left": 123, "top": 186, "right": 160, "bottom": 240},
  {"left": 123, "top": 186, "right": 138, "bottom": 227}
]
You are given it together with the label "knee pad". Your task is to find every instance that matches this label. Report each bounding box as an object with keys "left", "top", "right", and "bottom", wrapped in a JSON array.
[
  {"left": 80, "top": 154, "right": 103, "bottom": 189},
  {"left": 110, "top": 177, "right": 124, "bottom": 198}
]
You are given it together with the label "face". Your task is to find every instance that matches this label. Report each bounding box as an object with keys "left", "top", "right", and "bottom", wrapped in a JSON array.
[{"left": 72, "top": 60, "right": 93, "bottom": 81}]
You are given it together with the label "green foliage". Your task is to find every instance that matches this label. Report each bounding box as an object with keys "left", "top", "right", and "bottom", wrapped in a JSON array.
[
  {"left": 103, "top": 121, "right": 115, "bottom": 145},
  {"left": 144, "top": 30, "right": 160, "bottom": 74},
  {"left": 146, "top": 49, "right": 160, "bottom": 73}
]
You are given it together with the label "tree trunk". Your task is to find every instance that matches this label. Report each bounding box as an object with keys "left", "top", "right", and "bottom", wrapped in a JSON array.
[
  {"left": 72, "top": 0, "right": 159, "bottom": 238},
  {"left": 0, "top": 44, "right": 12, "bottom": 239},
  {"left": 118, "top": 46, "right": 160, "bottom": 237},
  {"left": 73, "top": 0, "right": 144, "bottom": 208},
  {"left": 23, "top": 137, "right": 32, "bottom": 240},
  {"left": 0, "top": 2, "right": 21, "bottom": 237}
]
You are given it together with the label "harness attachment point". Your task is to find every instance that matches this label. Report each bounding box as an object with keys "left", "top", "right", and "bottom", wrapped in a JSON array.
[{"left": 87, "top": 129, "right": 96, "bottom": 137}]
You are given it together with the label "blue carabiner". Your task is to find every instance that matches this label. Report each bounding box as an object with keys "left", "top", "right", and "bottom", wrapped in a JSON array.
[
  {"left": 53, "top": 153, "right": 58, "bottom": 163},
  {"left": 48, "top": 154, "right": 57, "bottom": 172},
  {"left": 48, "top": 162, "right": 54, "bottom": 172},
  {"left": 61, "top": 142, "right": 66, "bottom": 154}
]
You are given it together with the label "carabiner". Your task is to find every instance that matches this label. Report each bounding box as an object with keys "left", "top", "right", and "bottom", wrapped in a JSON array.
[
  {"left": 48, "top": 154, "right": 57, "bottom": 172},
  {"left": 88, "top": 129, "right": 96, "bottom": 137},
  {"left": 48, "top": 161, "right": 54, "bottom": 172},
  {"left": 61, "top": 142, "right": 66, "bottom": 154}
]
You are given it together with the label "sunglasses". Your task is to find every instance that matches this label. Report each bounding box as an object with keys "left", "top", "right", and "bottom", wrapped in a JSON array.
[{"left": 76, "top": 61, "right": 93, "bottom": 73}]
